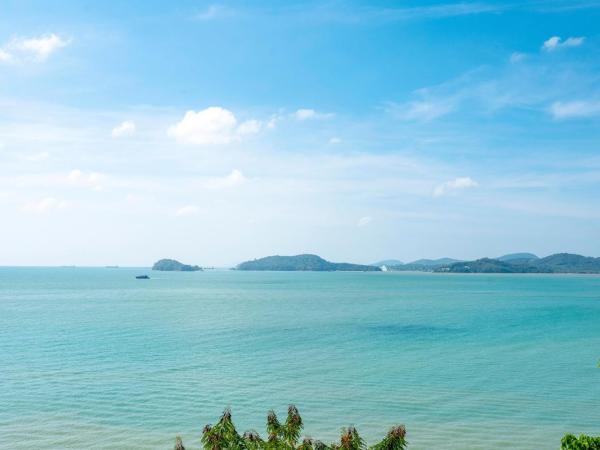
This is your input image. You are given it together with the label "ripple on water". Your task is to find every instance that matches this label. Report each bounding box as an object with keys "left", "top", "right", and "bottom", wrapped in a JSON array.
[{"left": 0, "top": 269, "right": 599, "bottom": 450}]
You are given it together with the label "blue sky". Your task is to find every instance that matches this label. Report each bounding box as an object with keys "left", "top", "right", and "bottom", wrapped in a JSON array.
[{"left": 1, "top": 0, "right": 600, "bottom": 266}]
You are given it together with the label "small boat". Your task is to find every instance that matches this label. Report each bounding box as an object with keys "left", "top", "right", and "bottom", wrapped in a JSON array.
[{"left": 136, "top": 275, "right": 150, "bottom": 279}]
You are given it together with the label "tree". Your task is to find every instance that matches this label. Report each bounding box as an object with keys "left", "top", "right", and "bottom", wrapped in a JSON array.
[
  {"left": 336, "top": 427, "right": 366, "bottom": 450},
  {"left": 283, "top": 405, "right": 304, "bottom": 448},
  {"left": 561, "top": 434, "right": 600, "bottom": 450},
  {"left": 243, "top": 430, "right": 265, "bottom": 450},
  {"left": 370, "top": 426, "right": 407, "bottom": 450},
  {"left": 201, "top": 409, "right": 245, "bottom": 450},
  {"left": 191, "top": 407, "right": 407, "bottom": 450}
]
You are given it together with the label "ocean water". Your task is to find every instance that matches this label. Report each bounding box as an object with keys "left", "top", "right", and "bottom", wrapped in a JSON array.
[{"left": 0, "top": 268, "right": 599, "bottom": 449}]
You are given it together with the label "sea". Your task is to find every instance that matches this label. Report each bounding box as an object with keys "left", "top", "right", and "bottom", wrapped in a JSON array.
[{"left": 1, "top": 268, "right": 599, "bottom": 449}]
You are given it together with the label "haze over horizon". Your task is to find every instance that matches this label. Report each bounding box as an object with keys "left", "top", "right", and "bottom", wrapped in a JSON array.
[
  {"left": 0, "top": 250, "right": 595, "bottom": 270},
  {"left": 2, "top": 1, "right": 600, "bottom": 266}
]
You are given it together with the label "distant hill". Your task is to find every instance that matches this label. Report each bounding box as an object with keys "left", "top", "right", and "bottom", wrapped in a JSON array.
[
  {"left": 437, "top": 253, "right": 600, "bottom": 274},
  {"left": 534, "top": 253, "right": 600, "bottom": 273},
  {"left": 497, "top": 252, "right": 539, "bottom": 262},
  {"left": 409, "top": 258, "right": 462, "bottom": 267},
  {"left": 372, "top": 259, "right": 403, "bottom": 267},
  {"left": 152, "top": 259, "right": 202, "bottom": 272},
  {"left": 439, "top": 258, "right": 525, "bottom": 273},
  {"left": 236, "top": 254, "right": 381, "bottom": 272},
  {"left": 388, "top": 257, "right": 461, "bottom": 271}
]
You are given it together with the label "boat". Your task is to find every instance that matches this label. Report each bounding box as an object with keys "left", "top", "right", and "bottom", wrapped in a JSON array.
[{"left": 135, "top": 275, "right": 150, "bottom": 279}]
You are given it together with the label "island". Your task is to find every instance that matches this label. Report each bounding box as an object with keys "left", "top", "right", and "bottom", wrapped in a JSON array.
[
  {"left": 152, "top": 259, "right": 202, "bottom": 272},
  {"left": 389, "top": 257, "right": 463, "bottom": 271},
  {"left": 380, "top": 252, "right": 600, "bottom": 274},
  {"left": 437, "top": 253, "right": 600, "bottom": 274},
  {"left": 236, "top": 254, "right": 381, "bottom": 271}
]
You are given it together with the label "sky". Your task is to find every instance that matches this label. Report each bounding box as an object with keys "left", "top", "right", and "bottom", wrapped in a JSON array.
[{"left": 1, "top": 0, "right": 600, "bottom": 266}]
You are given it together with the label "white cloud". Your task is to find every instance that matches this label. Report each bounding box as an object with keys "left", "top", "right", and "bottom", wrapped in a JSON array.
[
  {"left": 206, "top": 169, "right": 246, "bottom": 189},
  {"left": 194, "top": 4, "right": 235, "bottom": 20},
  {"left": 542, "top": 36, "right": 585, "bottom": 51},
  {"left": 111, "top": 120, "right": 136, "bottom": 138},
  {"left": 1, "top": 33, "right": 69, "bottom": 63},
  {"left": 67, "top": 169, "right": 83, "bottom": 181},
  {"left": 168, "top": 107, "right": 263, "bottom": 145},
  {"left": 357, "top": 216, "right": 372, "bottom": 227},
  {"left": 0, "top": 48, "right": 11, "bottom": 62},
  {"left": 329, "top": 137, "right": 342, "bottom": 144},
  {"left": 67, "top": 169, "right": 106, "bottom": 191},
  {"left": 433, "top": 177, "right": 478, "bottom": 197},
  {"left": 237, "top": 119, "right": 262, "bottom": 135},
  {"left": 175, "top": 205, "right": 200, "bottom": 217},
  {"left": 391, "top": 99, "right": 454, "bottom": 121},
  {"left": 509, "top": 52, "right": 526, "bottom": 63},
  {"left": 266, "top": 116, "right": 279, "bottom": 129},
  {"left": 549, "top": 100, "right": 600, "bottom": 119},
  {"left": 22, "top": 197, "right": 69, "bottom": 213},
  {"left": 293, "top": 108, "right": 334, "bottom": 121},
  {"left": 168, "top": 107, "right": 237, "bottom": 144}
]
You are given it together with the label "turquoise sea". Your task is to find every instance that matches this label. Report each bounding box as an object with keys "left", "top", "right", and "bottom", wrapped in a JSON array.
[{"left": 1, "top": 268, "right": 599, "bottom": 449}]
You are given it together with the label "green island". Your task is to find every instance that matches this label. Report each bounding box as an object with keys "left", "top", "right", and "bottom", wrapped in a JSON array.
[
  {"left": 173, "top": 407, "right": 599, "bottom": 450},
  {"left": 152, "top": 259, "right": 203, "bottom": 272},
  {"left": 384, "top": 253, "right": 600, "bottom": 274},
  {"left": 236, "top": 254, "right": 381, "bottom": 272}
]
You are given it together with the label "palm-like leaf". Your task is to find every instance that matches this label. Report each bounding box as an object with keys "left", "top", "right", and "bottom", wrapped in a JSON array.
[
  {"left": 561, "top": 433, "right": 600, "bottom": 449},
  {"left": 369, "top": 426, "right": 407, "bottom": 450},
  {"left": 283, "top": 405, "right": 304, "bottom": 447},
  {"left": 339, "top": 427, "right": 365, "bottom": 450},
  {"left": 202, "top": 409, "right": 246, "bottom": 450},
  {"left": 264, "top": 430, "right": 288, "bottom": 450},
  {"left": 197, "top": 409, "right": 408, "bottom": 450},
  {"left": 202, "top": 424, "right": 220, "bottom": 450},
  {"left": 313, "top": 440, "right": 329, "bottom": 450},
  {"left": 266, "top": 410, "right": 283, "bottom": 438},
  {"left": 242, "top": 430, "right": 264, "bottom": 450},
  {"left": 298, "top": 437, "right": 315, "bottom": 450}
]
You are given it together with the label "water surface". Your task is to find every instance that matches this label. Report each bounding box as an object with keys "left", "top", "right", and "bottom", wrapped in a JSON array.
[{"left": 1, "top": 268, "right": 599, "bottom": 449}]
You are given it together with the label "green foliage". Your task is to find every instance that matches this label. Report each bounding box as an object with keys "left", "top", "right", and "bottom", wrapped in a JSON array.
[
  {"left": 191, "top": 407, "right": 405, "bottom": 450},
  {"left": 266, "top": 410, "right": 283, "bottom": 439},
  {"left": 370, "top": 426, "right": 407, "bottom": 450},
  {"left": 176, "top": 408, "right": 600, "bottom": 450},
  {"left": 338, "top": 427, "right": 366, "bottom": 450},
  {"left": 236, "top": 254, "right": 381, "bottom": 272},
  {"left": 243, "top": 431, "right": 265, "bottom": 450},
  {"left": 174, "top": 436, "right": 186, "bottom": 450},
  {"left": 152, "top": 258, "right": 202, "bottom": 271},
  {"left": 561, "top": 434, "right": 600, "bottom": 449},
  {"left": 297, "top": 438, "right": 316, "bottom": 450},
  {"left": 283, "top": 405, "right": 303, "bottom": 447},
  {"left": 201, "top": 409, "right": 245, "bottom": 450},
  {"left": 437, "top": 253, "right": 600, "bottom": 274}
]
